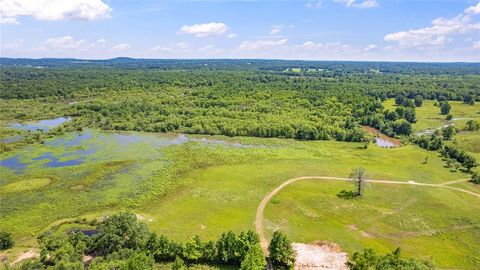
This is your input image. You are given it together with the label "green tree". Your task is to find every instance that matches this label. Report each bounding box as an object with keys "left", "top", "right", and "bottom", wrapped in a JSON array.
[
  {"left": 182, "top": 236, "right": 203, "bottom": 262},
  {"left": 240, "top": 244, "right": 266, "bottom": 270},
  {"left": 268, "top": 231, "right": 295, "bottom": 269},
  {"left": 216, "top": 231, "right": 240, "bottom": 264},
  {"left": 90, "top": 213, "right": 150, "bottom": 256},
  {"left": 350, "top": 167, "right": 367, "bottom": 197},
  {"left": 463, "top": 95, "right": 475, "bottom": 105},
  {"left": 463, "top": 155, "right": 477, "bottom": 172},
  {"left": 346, "top": 248, "right": 377, "bottom": 270},
  {"left": 395, "top": 95, "right": 406, "bottom": 106},
  {"left": 392, "top": 119, "right": 412, "bottom": 136},
  {"left": 464, "top": 120, "right": 480, "bottom": 131},
  {"left": 440, "top": 101, "right": 451, "bottom": 115},
  {"left": 442, "top": 126, "right": 456, "bottom": 140},
  {"left": 414, "top": 95, "right": 423, "bottom": 107},
  {"left": 470, "top": 172, "right": 480, "bottom": 184}
]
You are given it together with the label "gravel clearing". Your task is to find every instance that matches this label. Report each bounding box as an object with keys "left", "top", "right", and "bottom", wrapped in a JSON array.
[{"left": 293, "top": 242, "right": 348, "bottom": 270}]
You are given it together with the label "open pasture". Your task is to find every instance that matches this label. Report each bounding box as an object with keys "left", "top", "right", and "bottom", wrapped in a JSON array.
[
  {"left": 263, "top": 179, "right": 480, "bottom": 269},
  {"left": 383, "top": 99, "right": 480, "bottom": 133}
]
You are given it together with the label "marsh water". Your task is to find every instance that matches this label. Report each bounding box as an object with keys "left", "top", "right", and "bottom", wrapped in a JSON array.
[
  {"left": 8, "top": 117, "right": 71, "bottom": 132},
  {"left": 1, "top": 119, "right": 258, "bottom": 174}
]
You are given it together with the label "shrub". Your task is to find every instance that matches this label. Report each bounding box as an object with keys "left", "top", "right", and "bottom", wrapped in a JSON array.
[
  {"left": 0, "top": 231, "right": 13, "bottom": 250},
  {"left": 470, "top": 172, "right": 480, "bottom": 185},
  {"left": 347, "top": 248, "right": 433, "bottom": 270}
]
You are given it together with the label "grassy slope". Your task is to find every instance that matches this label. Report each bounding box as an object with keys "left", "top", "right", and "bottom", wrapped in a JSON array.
[
  {"left": 135, "top": 140, "right": 477, "bottom": 270},
  {"left": 263, "top": 180, "right": 480, "bottom": 269}
]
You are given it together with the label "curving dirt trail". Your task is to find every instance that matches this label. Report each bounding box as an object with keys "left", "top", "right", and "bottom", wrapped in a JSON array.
[{"left": 255, "top": 176, "right": 478, "bottom": 251}]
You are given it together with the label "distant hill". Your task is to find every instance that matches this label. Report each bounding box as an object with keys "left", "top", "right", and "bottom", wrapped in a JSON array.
[{"left": 1, "top": 57, "right": 479, "bottom": 75}]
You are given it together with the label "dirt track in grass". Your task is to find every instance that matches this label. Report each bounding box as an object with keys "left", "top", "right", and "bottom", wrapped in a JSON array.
[{"left": 255, "top": 176, "right": 478, "bottom": 251}]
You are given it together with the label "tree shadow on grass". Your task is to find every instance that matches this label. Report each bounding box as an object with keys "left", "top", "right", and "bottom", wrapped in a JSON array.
[{"left": 337, "top": 190, "right": 358, "bottom": 200}]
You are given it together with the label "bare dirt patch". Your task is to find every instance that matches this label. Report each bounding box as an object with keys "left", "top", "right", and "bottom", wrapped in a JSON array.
[
  {"left": 347, "top": 224, "right": 374, "bottom": 238},
  {"left": 12, "top": 249, "right": 39, "bottom": 265},
  {"left": 293, "top": 241, "right": 348, "bottom": 270}
]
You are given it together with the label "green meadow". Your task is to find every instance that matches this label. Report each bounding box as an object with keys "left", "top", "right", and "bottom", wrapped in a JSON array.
[
  {"left": 2, "top": 127, "right": 479, "bottom": 268},
  {"left": 383, "top": 99, "right": 480, "bottom": 132},
  {"left": 264, "top": 180, "right": 480, "bottom": 269}
]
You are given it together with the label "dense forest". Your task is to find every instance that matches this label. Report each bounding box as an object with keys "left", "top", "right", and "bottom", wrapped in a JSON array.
[{"left": 1, "top": 59, "right": 479, "bottom": 141}]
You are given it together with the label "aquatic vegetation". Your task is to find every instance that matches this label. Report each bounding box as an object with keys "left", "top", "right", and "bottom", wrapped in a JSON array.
[{"left": 0, "top": 178, "right": 51, "bottom": 193}]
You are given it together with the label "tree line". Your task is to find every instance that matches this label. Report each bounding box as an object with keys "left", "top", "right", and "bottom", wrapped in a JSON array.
[{"left": 4, "top": 213, "right": 433, "bottom": 270}]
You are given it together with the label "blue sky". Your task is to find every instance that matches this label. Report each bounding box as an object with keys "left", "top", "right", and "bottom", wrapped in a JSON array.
[{"left": 1, "top": 0, "right": 479, "bottom": 61}]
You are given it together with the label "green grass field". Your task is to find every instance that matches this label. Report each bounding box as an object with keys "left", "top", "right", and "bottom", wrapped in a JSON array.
[
  {"left": 452, "top": 130, "right": 480, "bottom": 160},
  {"left": 263, "top": 179, "right": 480, "bottom": 269},
  {"left": 383, "top": 99, "right": 480, "bottom": 132}
]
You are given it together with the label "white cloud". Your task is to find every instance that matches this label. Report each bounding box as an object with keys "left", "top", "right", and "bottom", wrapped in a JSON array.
[
  {"left": 301, "top": 41, "right": 316, "bottom": 49},
  {"left": 0, "top": 17, "right": 18, "bottom": 24},
  {"left": 177, "top": 42, "right": 189, "bottom": 49},
  {"left": 465, "top": 2, "right": 480, "bottom": 14},
  {"left": 226, "top": 33, "right": 238, "bottom": 39},
  {"left": 44, "top": 36, "right": 85, "bottom": 49},
  {"left": 238, "top": 39, "right": 288, "bottom": 50},
  {"left": 111, "top": 43, "right": 130, "bottom": 51},
  {"left": 364, "top": 44, "right": 377, "bottom": 51},
  {"left": 199, "top": 45, "right": 215, "bottom": 51},
  {"left": 269, "top": 25, "right": 282, "bottom": 35},
  {"left": 96, "top": 38, "right": 106, "bottom": 44},
  {"left": 269, "top": 25, "right": 293, "bottom": 35},
  {"left": 179, "top": 22, "right": 228, "bottom": 37},
  {"left": 306, "top": 1, "right": 322, "bottom": 9},
  {"left": 298, "top": 41, "right": 354, "bottom": 53},
  {"left": 384, "top": 11, "right": 480, "bottom": 48},
  {"left": 0, "top": 0, "right": 112, "bottom": 24},
  {"left": 473, "top": 41, "right": 480, "bottom": 50},
  {"left": 334, "top": 0, "right": 378, "bottom": 9},
  {"left": 152, "top": 46, "right": 172, "bottom": 52}
]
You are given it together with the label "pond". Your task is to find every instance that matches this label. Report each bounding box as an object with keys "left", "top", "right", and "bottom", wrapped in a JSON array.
[
  {"left": 8, "top": 117, "right": 71, "bottom": 132},
  {"left": 361, "top": 126, "right": 400, "bottom": 148},
  {"left": 375, "top": 138, "right": 398, "bottom": 148},
  {"left": 32, "top": 152, "right": 87, "bottom": 168},
  {"left": 1, "top": 135, "right": 23, "bottom": 144},
  {"left": 0, "top": 155, "right": 27, "bottom": 172}
]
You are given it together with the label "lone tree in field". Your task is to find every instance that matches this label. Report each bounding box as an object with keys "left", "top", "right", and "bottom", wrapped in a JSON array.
[
  {"left": 350, "top": 167, "right": 367, "bottom": 197},
  {"left": 440, "top": 101, "right": 451, "bottom": 115}
]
